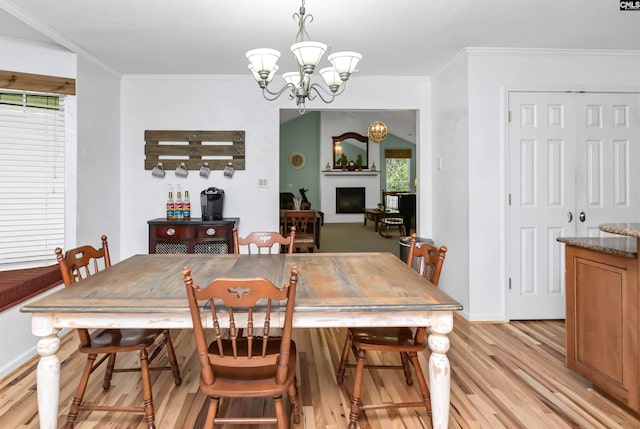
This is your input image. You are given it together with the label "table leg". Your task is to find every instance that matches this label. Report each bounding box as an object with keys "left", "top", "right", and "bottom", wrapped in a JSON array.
[
  {"left": 428, "top": 311, "right": 453, "bottom": 429},
  {"left": 32, "top": 314, "right": 61, "bottom": 429}
]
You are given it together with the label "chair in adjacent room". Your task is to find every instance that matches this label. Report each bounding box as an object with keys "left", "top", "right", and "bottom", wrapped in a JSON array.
[
  {"left": 55, "top": 235, "right": 181, "bottom": 429},
  {"left": 282, "top": 209, "right": 318, "bottom": 252},
  {"left": 336, "top": 233, "right": 448, "bottom": 429},
  {"left": 233, "top": 226, "right": 295, "bottom": 254},
  {"left": 379, "top": 190, "right": 405, "bottom": 238},
  {"left": 182, "top": 265, "right": 301, "bottom": 429}
]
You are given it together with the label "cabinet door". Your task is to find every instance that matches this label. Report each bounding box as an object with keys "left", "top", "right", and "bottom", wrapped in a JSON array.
[{"left": 565, "top": 246, "right": 639, "bottom": 411}]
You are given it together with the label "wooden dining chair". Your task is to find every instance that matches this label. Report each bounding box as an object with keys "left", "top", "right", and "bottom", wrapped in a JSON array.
[
  {"left": 282, "top": 210, "right": 317, "bottom": 252},
  {"left": 55, "top": 235, "right": 181, "bottom": 429},
  {"left": 233, "top": 226, "right": 295, "bottom": 254},
  {"left": 336, "top": 233, "right": 447, "bottom": 429},
  {"left": 182, "top": 265, "right": 301, "bottom": 429}
]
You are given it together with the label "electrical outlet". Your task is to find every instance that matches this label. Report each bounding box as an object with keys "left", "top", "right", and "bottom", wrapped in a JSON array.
[{"left": 258, "top": 178, "right": 269, "bottom": 188}]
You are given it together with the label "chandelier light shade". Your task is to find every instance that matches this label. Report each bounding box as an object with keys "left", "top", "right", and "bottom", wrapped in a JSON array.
[
  {"left": 368, "top": 121, "right": 388, "bottom": 143},
  {"left": 245, "top": 0, "right": 362, "bottom": 113}
]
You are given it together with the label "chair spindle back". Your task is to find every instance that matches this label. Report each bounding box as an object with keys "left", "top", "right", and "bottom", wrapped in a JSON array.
[{"left": 183, "top": 266, "right": 299, "bottom": 386}]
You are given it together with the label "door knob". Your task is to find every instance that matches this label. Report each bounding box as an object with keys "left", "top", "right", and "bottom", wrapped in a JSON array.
[
  {"left": 579, "top": 211, "right": 586, "bottom": 222},
  {"left": 567, "top": 212, "right": 573, "bottom": 223}
]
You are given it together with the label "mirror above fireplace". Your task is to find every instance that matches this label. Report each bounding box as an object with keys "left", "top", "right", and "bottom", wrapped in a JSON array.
[{"left": 333, "top": 132, "right": 368, "bottom": 170}]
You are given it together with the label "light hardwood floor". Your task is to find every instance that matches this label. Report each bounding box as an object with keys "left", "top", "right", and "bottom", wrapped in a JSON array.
[{"left": 1, "top": 317, "right": 639, "bottom": 428}]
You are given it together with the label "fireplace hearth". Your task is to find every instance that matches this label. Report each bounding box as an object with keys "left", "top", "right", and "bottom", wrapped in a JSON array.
[{"left": 336, "top": 187, "right": 365, "bottom": 214}]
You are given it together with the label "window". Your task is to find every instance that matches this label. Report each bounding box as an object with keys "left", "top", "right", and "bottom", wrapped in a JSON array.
[
  {"left": 0, "top": 91, "right": 66, "bottom": 270},
  {"left": 385, "top": 149, "right": 411, "bottom": 192}
]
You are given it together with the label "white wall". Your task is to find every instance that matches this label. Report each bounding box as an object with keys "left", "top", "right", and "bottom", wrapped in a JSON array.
[
  {"left": 75, "top": 57, "right": 121, "bottom": 260},
  {"left": 0, "top": 37, "right": 78, "bottom": 378},
  {"left": 430, "top": 54, "right": 470, "bottom": 317},
  {"left": 433, "top": 48, "right": 640, "bottom": 322},
  {"left": 119, "top": 75, "right": 431, "bottom": 258}
]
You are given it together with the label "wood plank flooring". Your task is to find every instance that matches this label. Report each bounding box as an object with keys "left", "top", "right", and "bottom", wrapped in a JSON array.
[{"left": 1, "top": 317, "right": 639, "bottom": 428}]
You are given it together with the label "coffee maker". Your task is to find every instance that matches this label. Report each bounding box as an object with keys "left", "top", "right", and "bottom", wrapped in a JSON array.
[{"left": 200, "top": 187, "right": 224, "bottom": 220}]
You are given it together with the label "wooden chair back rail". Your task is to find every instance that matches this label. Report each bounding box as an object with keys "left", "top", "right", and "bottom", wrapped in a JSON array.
[
  {"left": 283, "top": 210, "right": 317, "bottom": 233},
  {"left": 233, "top": 227, "right": 295, "bottom": 255},
  {"left": 407, "top": 239, "right": 448, "bottom": 285},
  {"left": 382, "top": 191, "right": 400, "bottom": 210},
  {"left": 283, "top": 210, "right": 318, "bottom": 252},
  {"left": 182, "top": 266, "right": 301, "bottom": 425}
]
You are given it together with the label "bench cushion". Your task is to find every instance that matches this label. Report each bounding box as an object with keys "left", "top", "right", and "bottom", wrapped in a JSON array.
[{"left": 0, "top": 265, "right": 62, "bottom": 312}]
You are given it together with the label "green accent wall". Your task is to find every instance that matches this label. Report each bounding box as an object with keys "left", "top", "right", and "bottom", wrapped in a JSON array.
[{"left": 279, "top": 112, "right": 321, "bottom": 209}]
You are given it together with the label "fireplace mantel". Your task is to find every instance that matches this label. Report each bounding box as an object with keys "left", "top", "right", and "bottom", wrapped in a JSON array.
[{"left": 323, "top": 171, "right": 379, "bottom": 176}]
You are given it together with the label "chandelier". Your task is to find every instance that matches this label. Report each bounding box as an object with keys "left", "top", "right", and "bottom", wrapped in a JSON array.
[
  {"left": 368, "top": 121, "right": 387, "bottom": 143},
  {"left": 246, "top": 0, "right": 362, "bottom": 113}
]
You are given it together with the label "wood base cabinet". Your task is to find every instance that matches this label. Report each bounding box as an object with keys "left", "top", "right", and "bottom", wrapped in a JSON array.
[
  {"left": 565, "top": 245, "right": 639, "bottom": 413},
  {"left": 148, "top": 218, "right": 239, "bottom": 254}
]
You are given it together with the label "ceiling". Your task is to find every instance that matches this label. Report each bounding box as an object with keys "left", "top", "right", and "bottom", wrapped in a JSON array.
[
  {"left": 1, "top": 0, "right": 638, "bottom": 77},
  {"left": 1, "top": 0, "right": 638, "bottom": 142}
]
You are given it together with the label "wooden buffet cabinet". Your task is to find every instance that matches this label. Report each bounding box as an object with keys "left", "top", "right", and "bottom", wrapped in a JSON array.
[
  {"left": 148, "top": 218, "right": 239, "bottom": 254},
  {"left": 559, "top": 224, "right": 640, "bottom": 414}
]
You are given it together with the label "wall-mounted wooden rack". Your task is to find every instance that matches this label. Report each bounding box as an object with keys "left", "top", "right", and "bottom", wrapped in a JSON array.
[{"left": 144, "top": 130, "right": 245, "bottom": 171}]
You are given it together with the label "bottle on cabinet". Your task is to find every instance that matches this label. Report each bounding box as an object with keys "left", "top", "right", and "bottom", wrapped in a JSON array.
[
  {"left": 175, "top": 186, "right": 183, "bottom": 220},
  {"left": 166, "top": 186, "right": 175, "bottom": 220},
  {"left": 183, "top": 190, "right": 191, "bottom": 220}
]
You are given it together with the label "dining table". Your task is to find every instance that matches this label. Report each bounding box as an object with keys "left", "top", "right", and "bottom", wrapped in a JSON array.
[{"left": 21, "top": 252, "right": 462, "bottom": 429}]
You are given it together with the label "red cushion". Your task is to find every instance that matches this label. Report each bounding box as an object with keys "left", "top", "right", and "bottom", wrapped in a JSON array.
[{"left": 0, "top": 265, "right": 62, "bottom": 312}]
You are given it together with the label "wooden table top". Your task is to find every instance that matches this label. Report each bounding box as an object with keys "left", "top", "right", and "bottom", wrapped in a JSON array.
[{"left": 22, "top": 253, "right": 462, "bottom": 316}]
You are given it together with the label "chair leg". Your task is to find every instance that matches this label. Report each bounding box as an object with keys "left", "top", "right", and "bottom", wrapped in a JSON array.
[
  {"left": 400, "top": 352, "right": 414, "bottom": 386},
  {"left": 337, "top": 331, "right": 352, "bottom": 384},
  {"left": 348, "top": 348, "right": 367, "bottom": 429},
  {"left": 407, "top": 352, "right": 431, "bottom": 415},
  {"left": 103, "top": 352, "right": 116, "bottom": 389},
  {"left": 274, "top": 394, "right": 287, "bottom": 429},
  {"left": 67, "top": 353, "right": 97, "bottom": 427},
  {"left": 162, "top": 330, "right": 182, "bottom": 385},
  {"left": 139, "top": 348, "right": 156, "bottom": 429},
  {"left": 205, "top": 397, "right": 219, "bottom": 429},
  {"left": 288, "top": 376, "right": 301, "bottom": 424}
]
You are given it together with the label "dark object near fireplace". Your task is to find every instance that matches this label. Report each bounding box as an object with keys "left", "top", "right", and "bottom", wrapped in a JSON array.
[
  {"left": 398, "top": 193, "right": 416, "bottom": 236},
  {"left": 336, "top": 187, "right": 365, "bottom": 214}
]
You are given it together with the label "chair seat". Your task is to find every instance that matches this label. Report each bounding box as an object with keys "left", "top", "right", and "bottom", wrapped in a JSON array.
[
  {"left": 202, "top": 341, "right": 298, "bottom": 398},
  {"left": 80, "top": 328, "right": 164, "bottom": 353},
  {"left": 350, "top": 327, "right": 426, "bottom": 351}
]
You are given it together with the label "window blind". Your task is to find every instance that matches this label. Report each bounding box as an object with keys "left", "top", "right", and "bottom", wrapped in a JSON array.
[{"left": 0, "top": 92, "right": 65, "bottom": 270}]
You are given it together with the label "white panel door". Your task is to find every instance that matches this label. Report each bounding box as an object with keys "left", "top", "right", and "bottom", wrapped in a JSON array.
[
  {"left": 575, "top": 93, "right": 640, "bottom": 237},
  {"left": 508, "top": 92, "right": 576, "bottom": 320},
  {"left": 508, "top": 91, "right": 640, "bottom": 320}
]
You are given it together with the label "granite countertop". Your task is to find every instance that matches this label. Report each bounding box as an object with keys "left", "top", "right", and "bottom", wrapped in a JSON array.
[
  {"left": 599, "top": 223, "right": 640, "bottom": 238},
  {"left": 557, "top": 236, "right": 638, "bottom": 259}
]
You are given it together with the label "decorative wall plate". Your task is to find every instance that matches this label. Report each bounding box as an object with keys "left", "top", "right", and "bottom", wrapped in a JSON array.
[{"left": 289, "top": 152, "right": 306, "bottom": 169}]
